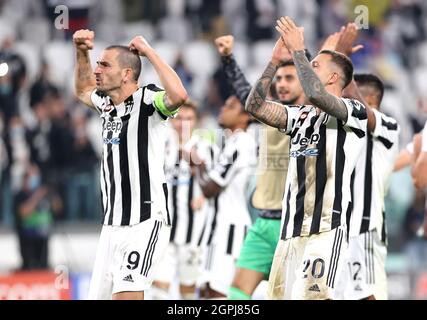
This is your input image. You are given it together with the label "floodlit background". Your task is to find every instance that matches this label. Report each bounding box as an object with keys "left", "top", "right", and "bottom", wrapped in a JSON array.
[{"left": 0, "top": 0, "right": 426, "bottom": 300}]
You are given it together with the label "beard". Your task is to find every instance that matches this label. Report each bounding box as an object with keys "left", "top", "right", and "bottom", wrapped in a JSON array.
[{"left": 280, "top": 95, "right": 299, "bottom": 105}]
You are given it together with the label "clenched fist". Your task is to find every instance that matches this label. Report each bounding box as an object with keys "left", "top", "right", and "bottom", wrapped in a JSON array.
[
  {"left": 73, "top": 29, "right": 94, "bottom": 51},
  {"left": 214, "top": 35, "right": 234, "bottom": 56},
  {"left": 128, "top": 36, "right": 153, "bottom": 57}
]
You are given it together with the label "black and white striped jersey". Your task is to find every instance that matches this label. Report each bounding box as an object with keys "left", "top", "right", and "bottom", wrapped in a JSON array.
[
  {"left": 280, "top": 98, "right": 368, "bottom": 240},
  {"left": 349, "top": 109, "right": 399, "bottom": 239},
  {"left": 201, "top": 130, "right": 257, "bottom": 253},
  {"left": 90, "top": 85, "right": 171, "bottom": 226},
  {"left": 165, "top": 133, "right": 218, "bottom": 247}
]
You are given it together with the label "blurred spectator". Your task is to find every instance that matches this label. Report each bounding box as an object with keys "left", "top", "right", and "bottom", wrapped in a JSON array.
[
  {"left": 245, "top": 0, "right": 276, "bottom": 42},
  {"left": 173, "top": 53, "right": 193, "bottom": 91},
  {"left": 26, "top": 63, "right": 56, "bottom": 177},
  {"left": 14, "top": 162, "right": 62, "bottom": 270},
  {"left": 402, "top": 189, "right": 427, "bottom": 271},
  {"left": 67, "top": 108, "right": 100, "bottom": 221},
  {"left": 45, "top": 88, "right": 74, "bottom": 219}
]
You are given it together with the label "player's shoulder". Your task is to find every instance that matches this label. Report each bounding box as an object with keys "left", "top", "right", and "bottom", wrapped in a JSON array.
[
  {"left": 144, "top": 83, "right": 164, "bottom": 93},
  {"left": 341, "top": 97, "right": 368, "bottom": 120}
]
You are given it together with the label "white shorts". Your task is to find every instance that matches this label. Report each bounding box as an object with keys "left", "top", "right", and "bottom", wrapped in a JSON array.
[
  {"left": 198, "top": 223, "right": 250, "bottom": 295},
  {"left": 343, "top": 229, "right": 388, "bottom": 300},
  {"left": 268, "top": 225, "right": 348, "bottom": 300},
  {"left": 154, "top": 243, "right": 203, "bottom": 286},
  {"left": 88, "top": 213, "right": 171, "bottom": 299}
]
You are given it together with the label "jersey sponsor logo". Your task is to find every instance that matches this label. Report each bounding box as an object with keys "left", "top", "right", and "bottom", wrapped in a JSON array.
[
  {"left": 308, "top": 284, "right": 321, "bottom": 292},
  {"left": 290, "top": 148, "right": 319, "bottom": 158},
  {"left": 122, "top": 274, "right": 134, "bottom": 282},
  {"left": 103, "top": 137, "right": 121, "bottom": 145},
  {"left": 104, "top": 104, "right": 113, "bottom": 113},
  {"left": 103, "top": 119, "right": 123, "bottom": 133},
  {"left": 291, "top": 133, "right": 320, "bottom": 146}
]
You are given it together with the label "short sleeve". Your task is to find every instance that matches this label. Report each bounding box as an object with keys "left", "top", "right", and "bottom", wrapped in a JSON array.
[
  {"left": 208, "top": 146, "right": 240, "bottom": 188},
  {"left": 90, "top": 89, "right": 105, "bottom": 114},
  {"left": 143, "top": 84, "right": 177, "bottom": 120},
  {"left": 371, "top": 109, "right": 400, "bottom": 150},
  {"left": 278, "top": 105, "right": 300, "bottom": 135},
  {"left": 422, "top": 121, "right": 427, "bottom": 152},
  {"left": 341, "top": 98, "right": 368, "bottom": 138}
]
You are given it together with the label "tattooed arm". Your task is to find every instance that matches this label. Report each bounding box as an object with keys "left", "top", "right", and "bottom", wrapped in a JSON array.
[
  {"left": 292, "top": 50, "right": 348, "bottom": 121},
  {"left": 275, "top": 16, "right": 348, "bottom": 121},
  {"left": 245, "top": 36, "right": 290, "bottom": 130}
]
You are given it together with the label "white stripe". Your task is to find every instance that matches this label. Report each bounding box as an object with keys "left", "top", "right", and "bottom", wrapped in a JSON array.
[
  {"left": 112, "top": 128, "right": 123, "bottom": 226},
  {"left": 127, "top": 104, "right": 142, "bottom": 225}
]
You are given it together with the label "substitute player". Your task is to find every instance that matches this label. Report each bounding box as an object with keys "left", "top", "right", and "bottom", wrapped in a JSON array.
[
  {"left": 189, "top": 95, "right": 257, "bottom": 298},
  {"left": 152, "top": 100, "right": 217, "bottom": 299}
]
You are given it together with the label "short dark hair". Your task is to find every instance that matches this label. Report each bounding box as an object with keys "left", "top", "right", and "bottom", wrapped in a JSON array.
[
  {"left": 105, "top": 45, "right": 141, "bottom": 81},
  {"left": 318, "top": 49, "right": 353, "bottom": 89},
  {"left": 354, "top": 73, "right": 384, "bottom": 104}
]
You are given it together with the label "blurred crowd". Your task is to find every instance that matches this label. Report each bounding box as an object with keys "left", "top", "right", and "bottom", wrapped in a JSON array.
[{"left": 0, "top": 0, "right": 426, "bottom": 270}]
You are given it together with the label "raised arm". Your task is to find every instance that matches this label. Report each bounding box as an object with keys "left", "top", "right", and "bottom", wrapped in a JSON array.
[
  {"left": 334, "top": 23, "right": 376, "bottom": 132},
  {"left": 73, "top": 29, "right": 97, "bottom": 108},
  {"left": 214, "top": 35, "right": 252, "bottom": 105},
  {"left": 129, "top": 36, "right": 188, "bottom": 113},
  {"left": 244, "top": 37, "right": 289, "bottom": 129},
  {"left": 276, "top": 17, "right": 348, "bottom": 121}
]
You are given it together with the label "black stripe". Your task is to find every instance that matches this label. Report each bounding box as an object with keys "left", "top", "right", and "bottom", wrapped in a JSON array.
[
  {"left": 349, "top": 127, "right": 365, "bottom": 138},
  {"left": 332, "top": 121, "right": 346, "bottom": 229},
  {"left": 119, "top": 114, "right": 132, "bottom": 225},
  {"left": 197, "top": 212, "right": 208, "bottom": 246},
  {"left": 381, "top": 118, "right": 398, "bottom": 131},
  {"left": 310, "top": 123, "right": 327, "bottom": 235},
  {"left": 326, "top": 228, "right": 340, "bottom": 287},
  {"left": 244, "top": 225, "right": 248, "bottom": 240},
  {"left": 350, "top": 100, "right": 368, "bottom": 120},
  {"left": 146, "top": 83, "right": 163, "bottom": 92},
  {"left": 376, "top": 136, "right": 394, "bottom": 149},
  {"left": 209, "top": 146, "right": 215, "bottom": 164},
  {"left": 292, "top": 157, "right": 306, "bottom": 237},
  {"left": 106, "top": 128, "right": 115, "bottom": 225},
  {"left": 185, "top": 176, "right": 194, "bottom": 244},
  {"left": 226, "top": 224, "right": 235, "bottom": 255},
  {"left": 170, "top": 162, "right": 179, "bottom": 242},
  {"left": 360, "top": 133, "right": 373, "bottom": 233},
  {"left": 346, "top": 170, "right": 356, "bottom": 240},
  {"left": 141, "top": 220, "right": 160, "bottom": 275},
  {"left": 143, "top": 221, "right": 162, "bottom": 276},
  {"left": 162, "top": 183, "right": 171, "bottom": 226},
  {"left": 330, "top": 229, "right": 343, "bottom": 288},
  {"left": 100, "top": 151, "right": 109, "bottom": 223},
  {"left": 138, "top": 93, "right": 152, "bottom": 223},
  {"left": 220, "top": 150, "right": 239, "bottom": 178},
  {"left": 207, "top": 197, "right": 219, "bottom": 245},
  {"left": 381, "top": 211, "right": 387, "bottom": 244},
  {"left": 280, "top": 185, "right": 291, "bottom": 240}
]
